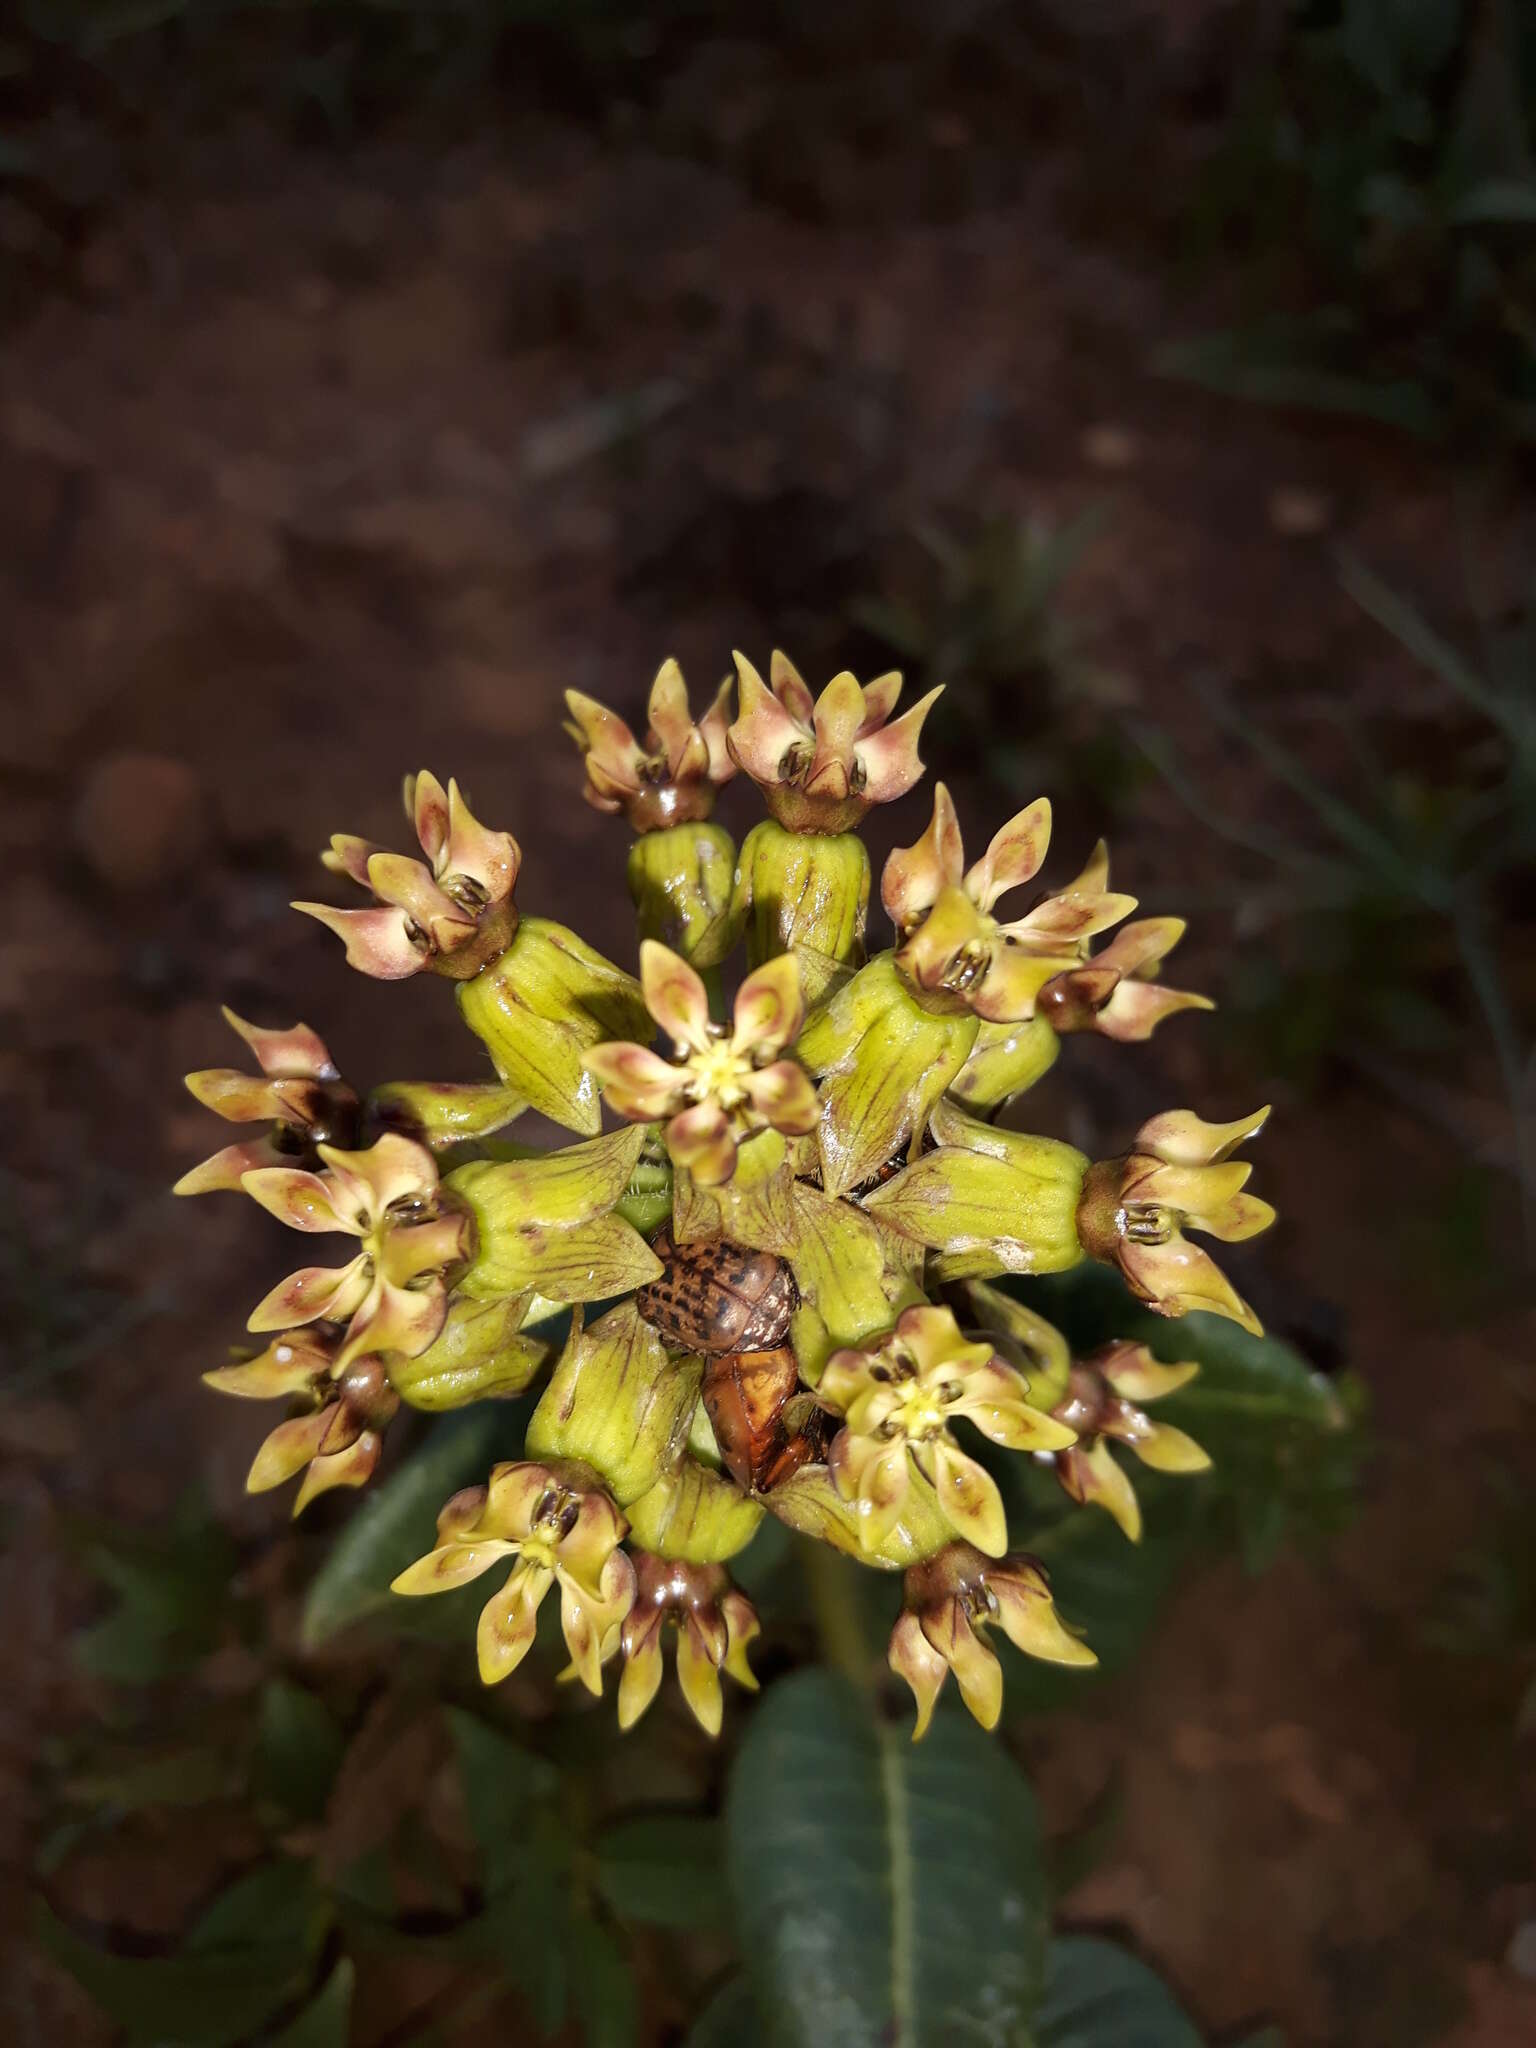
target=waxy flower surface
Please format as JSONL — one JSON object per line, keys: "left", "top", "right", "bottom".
{"left": 585, "top": 942, "right": 819, "bottom": 1185}
{"left": 1036, "top": 905, "right": 1213, "bottom": 1042}
{"left": 206, "top": 1329, "right": 398, "bottom": 1514}
{"left": 616, "top": 1553, "right": 760, "bottom": 1736}
{"left": 175, "top": 1010, "right": 358, "bottom": 1196}
{"left": 565, "top": 659, "right": 735, "bottom": 831}
{"left": 1049, "top": 1341, "right": 1210, "bottom": 1542}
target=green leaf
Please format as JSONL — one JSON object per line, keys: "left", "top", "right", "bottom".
{"left": 567, "top": 1919, "right": 639, "bottom": 2048}
{"left": 299, "top": 1408, "right": 512, "bottom": 1649}
{"left": 270, "top": 1958, "right": 355, "bottom": 2048}
{"left": 446, "top": 1708, "right": 559, "bottom": 1896}
{"left": 186, "top": 1859, "right": 326, "bottom": 1955}
{"left": 1035, "top": 1937, "right": 1202, "bottom": 2047}
{"left": 254, "top": 1680, "right": 347, "bottom": 1823}
{"left": 685, "top": 1976, "right": 766, "bottom": 2047}
{"left": 725, "top": 1670, "right": 1049, "bottom": 2047}
{"left": 595, "top": 1813, "right": 727, "bottom": 1931}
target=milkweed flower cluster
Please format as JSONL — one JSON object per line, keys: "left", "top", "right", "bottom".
{"left": 180, "top": 653, "right": 1274, "bottom": 1739}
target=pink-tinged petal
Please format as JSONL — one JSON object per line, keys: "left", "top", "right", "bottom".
{"left": 1121, "top": 1237, "right": 1264, "bottom": 1335}
{"left": 807, "top": 669, "right": 866, "bottom": 778}
{"left": 408, "top": 769, "right": 452, "bottom": 867}
{"left": 317, "top": 1131, "right": 438, "bottom": 1218}
{"left": 1095, "top": 981, "right": 1214, "bottom": 1042}
{"left": 882, "top": 784, "right": 967, "bottom": 929}
{"left": 1094, "top": 916, "right": 1186, "bottom": 979}
{"left": 444, "top": 779, "right": 519, "bottom": 901}
{"left": 292, "top": 1430, "right": 382, "bottom": 1515}
{"left": 478, "top": 1560, "right": 553, "bottom": 1684}
{"left": 769, "top": 649, "right": 818, "bottom": 727}
{"left": 247, "top": 1256, "right": 370, "bottom": 1333}
{"left": 676, "top": 1617, "right": 726, "bottom": 1736}
{"left": 744, "top": 1060, "right": 820, "bottom": 1137}
{"left": 640, "top": 939, "right": 713, "bottom": 1052}
{"left": 1058, "top": 1440, "right": 1142, "bottom": 1541}
{"left": 292, "top": 901, "right": 426, "bottom": 980}
{"left": 564, "top": 690, "right": 644, "bottom": 791}
{"left": 857, "top": 670, "right": 904, "bottom": 734}
{"left": 964, "top": 797, "right": 1052, "bottom": 914}
{"left": 1002, "top": 888, "right": 1138, "bottom": 952}
{"left": 173, "top": 1137, "right": 287, "bottom": 1196}
{"left": 203, "top": 1334, "right": 331, "bottom": 1399}
{"left": 895, "top": 884, "right": 987, "bottom": 993}
{"left": 381, "top": 1214, "right": 471, "bottom": 1286}
{"left": 1135, "top": 1104, "right": 1271, "bottom": 1167}
{"left": 241, "top": 1166, "right": 354, "bottom": 1235}
{"left": 364, "top": 853, "right": 472, "bottom": 944}
{"left": 1063, "top": 838, "right": 1110, "bottom": 897}
{"left": 732, "top": 954, "right": 804, "bottom": 1056}
{"left": 889, "top": 1610, "right": 950, "bottom": 1741}
{"left": 245, "top": 1410, "right": 330, "bottom": 1493}
{"left": 321, "top": 834, "right": 383, "bottom": 887}
{"left": 854, "top": 684, "right": 943, "bottom": 802}
{"left": 222, "top": 1008, "right": 338, "bottom": 1082}
{"left": 391, "top": 1535, "right": 519, "bottom": 1596}
{"left": 991, "top": 1562, "right": 1098, "bottom": 1667}
{"left": 697, "top": 675, "right": 737, "bottom": 784}
{"left": 337, "top": 1276, "right": 446, "bottom": 1367}
{"left": 665, "top": 1101, "right": 737, "bottom": 1187}
{"left": 918, "top": 1602, "right": 1003, "bottom": 1731}
{"left": 645, "top": 658, "right": 703, "bottom": 778}
{"left": 969, "top": 946, "right": 1068, "bottom": 1025}
{"left": 924, "top": 1440, "right": 1007, "bottom": 1556}
{"left": 584, "top": 1041, "right": 686, "bottom": 1121}
{"left": 728, "top": 651, "right": 808, "bottom": 784}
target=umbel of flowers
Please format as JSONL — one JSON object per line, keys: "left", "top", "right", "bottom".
{"left": 179, "top": 653, "right": 1274, "bottom": 1740}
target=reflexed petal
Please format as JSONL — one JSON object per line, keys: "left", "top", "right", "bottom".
{"left": 881, "top": 783, "right": 965, "bottom": 928}
{"left": 728, "top": 650, "right": 807, "bottom": 784}
{"left": 664, "top": 1101, "right": 737, "bottom": 1186}
{"left": 744, "top": 1060, "right": 820, "bottom": 1136}
{"left": 240, "top": 1166, "right": 352, "bottom": 1235}
{"left": 857, "top": 669, "right": 903, "bottom": 734}
{"left": 954, "top": 1374, "right": 1078, "bottom": 1453}
{"left": 174, "top": 1137, "right": 287, "bottom": 1197}
{"left": 640, "top": 940, "right": 713, "bottom": 1052}
{"left": 564, "top": 690, "right": 643, "bottom": 791}
{"left": 365, "top": 852, "right": 472, "bottom": 942}
{"left": 292, "top": 901, "right": 426, "bottom": 979}
{"left": 919, "top": 1601, "right": 1003, "bottom": 1731}
{"left": 559, "top": 1549, "right": 636, "bottom": 1695}
{"left": 969, "top": 946, "right": 1069, "bottom": 1025}
{"left": 336, "top": 1276, "right": 446, "bottom": 1367}
{"left": 245, "top": 1410, "right": 329, "bottom": 1492}
{"left": 889, "top": 1610, "right": 949, "bottom": 1742}
{"left": 1095, "top": 1343, "right": 1199, "bottom": 1404}
{"left": 769, "top": 649, "right": 817, "bottom": 727}
{"left": 676, "top": 1617, "right": 725, "bottom": 1736}
{"left": 444, "top": 779, "right": 519, "bottom": 901}
{"left": 247, "top": 1256, "right": 370, "bottom": 1332}
{"left": 731, "top": 954, "right": 804, "bottom": 1056}
{"left": 963, "top": 796, "right": 1052, "bottom": 914}
{"left": 184, "top": 1069, "right": 285, "bottom": 1124}
{"left": 1121, "top": 1236, "right": 1263, "bottom": 1334}
{"left": 320, "top": 834, "right": 381, "bottom": 887}
{"left": 1058, "top": 1440, "right": 1142, "bottom": 1542}
{"left": 1092, "top": 916, "right": 1186, "bottom": 978}
{"left": 894, "top": 1303, "right": 977, "bottom": 1375}
{"left": 829, "top": 1430, "right": 912, "bottom": 1552}
{"left": 698, "top": 674, "right": 736, "bottom": 783}
{"left": 392, "top": 1535, "right": 520, "bottom": 1595}
{"left": 203, "top": 1334, "right": 331, "bottom": 1400}
{"left": 584, "top": 1041, "right": 686, "bottom": 1121}
{"left": 720, "top": 1592, "right": 760, "bottom": 1690}
{"left": 1136, "top": 1104, "right": 1271, "bottom": 1167}
{"left": 293, "top": 1430, "right": 382, "bottom": 1515}
{"left": 317, "top": 1131, "right": 439, "bottom": 1218}
{"left": 409, "top": 769, "right": 452, "bottom": 866}
{"left": 1002, "top": 887, "right": 1138, "bottom": 951}
{"left": 896, "top": 884, "right": 989, "bottom": 992}
{"left": 991, "top": 1561, "right": 1098, "bottom": 1667}
{"left": 925, "top": 1439, "right": 1007, "bottom": 1556}
{"left": 1129, "top": 1421, "right": 1212, "bottom": 1474}
{"left": 1096, "top": 980, "right": 1214, "bottom": 1042}
{"left": 807, "top": 669, "right": 865, "bottom": 774}
{"left": 617, "top": 1612, "right": 666, "bottom": 1731}
{"left": 477, "top": 1559, "right": 551, "bottom": 1684}
{"left": 855, "top": 685, "right": 942, "bottom": 801}
{"left": 554, "top": 1485, "right": 632, "bottom": 1597}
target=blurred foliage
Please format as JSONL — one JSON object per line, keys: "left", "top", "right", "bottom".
{"left": 853, "top": 510, "right": 1147, "bottom": 811}
{"left": 1425, "top": 1478, "right": 1536, "bottom": 1731}
{"left": 1166, "top": 0, "right": 1536, "bottom": 450}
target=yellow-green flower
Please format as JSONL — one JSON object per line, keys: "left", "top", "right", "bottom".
{"left": 174, "top": 1009, "right": 359, "bottom": 1196}
{"left": 1049, "top": 1342, "right": 1210, "bottom": 1542}
{"left": 727, "top": 650, "right": 941, "bottom": 835}
{"left": 818, "top": 1304, "right": 1075, "bottom": 1558}
{"left": 1035, "top": 914, "right": 1212, "bottom": 1042}
{"left": 242, "top": 1131, "right": 473, "bottom": 1367}
{"left": 565, "top": 659, "right": 736, "bottom": 833}
{"left": 889, "top": 1542, "right": 1096, "bottom": 1739}
{"left": 1077, "top": 1107, "right": 1275, "bottom": 1333}
{"left": 205, "top": 1328, "right": 397, "bottom": 1514}
{"left": 392, "top": 1460, "right": 636, "bottom": 1692}
{"left": 883, "top": 783, "right": 1134, "bottom": 1022}
{"left": 616, "top": 1553, "right": 759, "bottom": 1737}
{"left": 585, "top": 942, "right": 819, "bottom": 1186}
{"left": 296, "top": 770, "right": 519, "bottom": 980}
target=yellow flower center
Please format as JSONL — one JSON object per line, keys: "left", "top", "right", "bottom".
{"left": 519, "top": 1530, "right": 559, "bottom": 1571}
{"left": 684, "top": 1038, "right": 756, "bottom": 1111}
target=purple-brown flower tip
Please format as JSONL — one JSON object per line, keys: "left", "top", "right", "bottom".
{"left": 206, "top": 1330, "right": 399, "bottom": 1516}
{"left": 295, "top": 771, "right": 519, "bottom": 980}
{"left": 726, "top": 649, "right": 941, "bottom": 835}
{"left": 564, "top": 660, "right": 735, "bottom": 833}
{"left": 242, "top": 1130, "right": 474, "bottom": 1369}
{"left": 1036, "top": 915, "right": 1214, "bottom": 1042}
{"left": 175, "top": 1008, "right": 360, "bottom": 1196}
{"left": 391, "top": 1460, "right": 636, "bottom": 1693}
{"left": 1077, "top": 1106, "right": 1276, "bottom": 1334}
{"left": 584, "top": 941, "right": 819, "bottom": 1186}
{"left": 884, "top": 787, "right": 1137, "bottom": 1022}
{"left": 616, "top": 1553, "right": 759, "bottom": 1737}
{"left": 889, "top": 1543, "right": 1096, "bottom": 1739}
{"left": 1048, "top": 1342, "right": 1209, "bottom": 1542}
{"left": 817, "top": 1304, "right": 1075, "bottom": 1559}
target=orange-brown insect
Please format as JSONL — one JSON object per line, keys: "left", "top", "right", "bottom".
{"left": 638, "top": 1232, "right": 822, "bottom": 1493}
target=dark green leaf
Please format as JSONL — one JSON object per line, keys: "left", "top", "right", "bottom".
{"left": 568, "top": 1919, "right": 639, "bottom": 2048}
{"left": 1036, "top": 1936, "right": 1202, "bottom": 2047}
{"left": 300, "top": 1408, "right": 510, "bottom": 1649}
{"left": 186, "top": 1859, "right": 327, "bottom": 1956}
{"left": 447, "top": 1708, "right": 559, "bottom": 1896}
{"left": 685, "top": 1976, "right": 765, "bottom": 2047}
{"left": 595, "top": 1814, "right": 727, "bottom": 1931}
{"left": 254, "top": 1680, "right": 347, "bottom": 1823}
{"left": 270, "top": 1958, "right": 355, "bottom": 2048}
{"left": 725, "top": 1671, "right": 1048, "bottom": 2047}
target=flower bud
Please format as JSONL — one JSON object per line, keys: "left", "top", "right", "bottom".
{"left": 958, "top": 1280, "right": 1073, "bottom": 1410}
{"left": 525, "top": 1302, "right": 702, "bottom": 1506}
{"left": 795, "top": 952, "right": 977, "bottom": 1198}
{"left": 624, "top": 1453, "right": 764, "bottom": 1564}
{"left": 456, "top": 915, "right": 651, "bottom": 1135}
{"left": 626, "top": 820, "right": 741, "bottom": 967}
{"left": 732, "top": 817, "right": 870, "bottom": 1003}
{"left": 366, "top": 1079, "right": 528, "bottom": 1149}
{"left": 449, "top": 1125, "right": 662, "bottom": 1305}
{"left": 862, "top": 1096, "right": 1087, "bottom": 1280}
{"left": 948, "top": 1014, "right": 1061, "bottom": 1112}
{"left": 386, "top": 1295, "right": 552, "bottom": 1411}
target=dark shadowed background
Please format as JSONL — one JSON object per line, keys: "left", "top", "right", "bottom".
{"left": 3, "top": 3, "right": 1535, "bottom": 2043}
